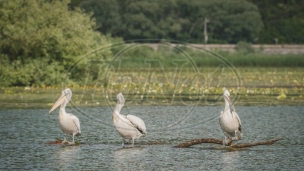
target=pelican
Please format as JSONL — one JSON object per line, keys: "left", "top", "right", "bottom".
{"left": 113, "top": 93, "right": 147, "bottom": 147}
{"left": 219, "top": 89, "right": 242, "bottom": 145}
{"left": 49, "top": 88, "right": 81, "bottom": 145}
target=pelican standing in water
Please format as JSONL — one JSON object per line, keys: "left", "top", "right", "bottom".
{"left": 49, "top": 88, "right": 81, "bottom": 145}
{"left": 113, "top": 93, "right": 147, "bottom": 147}
{"left": 219, "top": 89, "right": 242, "bottom": 145}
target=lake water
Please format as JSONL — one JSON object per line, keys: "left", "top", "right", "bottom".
{"left": 0, "top": 106, "right": 303, "bottom": 170}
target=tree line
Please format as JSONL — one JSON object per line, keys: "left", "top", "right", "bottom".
{"left": 247, "top": 0, "right": 304, "bottom": 44}
{"left": 78, "top": 0, "right": 263, "bottom": 44}
{"left": 75, "top": 0, "right": 304, "bottom": 44}
{"left": 0, "top": 0, "right": 303, "bottom": 87}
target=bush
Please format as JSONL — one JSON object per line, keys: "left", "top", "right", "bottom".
{"left": 0, "top": 0, "right": 112, "bottom": 87}
{"left": 234, "top": 41, "right": 257, "bottom": 54}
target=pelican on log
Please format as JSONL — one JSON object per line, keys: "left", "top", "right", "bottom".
{"left": 113, "top": 93, "right": 147, "bottom": 147}
{"left": 219, "top": 89, "right": 242, "bottom": 145}
{"left": 49, "top": 88, "right": 81, "bottom": 145}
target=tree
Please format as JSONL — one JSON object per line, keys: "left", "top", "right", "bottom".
{"left": 0, "top": 0, "right": 112, "bottom": 86}
{"left": 80, "top": 0, "right": 123, "bottom": 37}
{"left": 248, "top": 0, "right": 304, "bottom": 43}
{"left": 177, "top": 0, "right": 263, "bottom": 43}
{"left": 78, "top": 0, "right": 262, "bottom": 43}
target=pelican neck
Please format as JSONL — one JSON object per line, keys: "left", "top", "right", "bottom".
{"left": 114, "top": 103, "right": 124, "bottom": 114}
{"left": 224, "top": 99, "right": 230, "bottom": 112}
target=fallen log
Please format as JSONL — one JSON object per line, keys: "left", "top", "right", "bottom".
{"left": 229, "top": 138, "right": 283, "bottom": 148}
{"left": 174, "top": 137, "right": 283, "bottom": 148}
{"left": 46, "top": 138, "right": 63, "bottom": 144}
{"left": 46, "top": 139, "right": 81, "bottom": 145}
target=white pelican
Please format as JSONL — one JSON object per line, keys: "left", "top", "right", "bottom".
{"left": 49, "top": 88, "right": 81, "bottom": 145}
{"left": 219, "top": 89, "right": 242, "bottom": 145}
{"left": 113, "top": 93, "right": 147, "bottom": 147}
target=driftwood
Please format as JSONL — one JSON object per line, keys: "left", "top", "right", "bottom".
{"left": 174, "top": 138, "right": 283, "bottom": 148}
{"left": 46, "top": 138, "right": 63, "bottom": 144}
{"left": 47, "top": 138, "right": 283, "bottom": 148}
{"left": 46, "top": 138, "right": 81, "bottom": 145}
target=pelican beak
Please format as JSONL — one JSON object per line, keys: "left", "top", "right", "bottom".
{"left": 49, "top": 94, "right": 67, "bottom": 113}
{"left": 116, "top": 93, "right": 125, "bottom": 104}
{"left": 227, "top": 96, "right": 231, "bottom": 104}
{"left": 225, "top": 95, "right": 232, "bottom": 105}
{"left": 226, "top": 95, "right": 236, "bottom": 111}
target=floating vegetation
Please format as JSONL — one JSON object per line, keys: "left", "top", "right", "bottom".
{"left": 0, "top": 67, "right": 303, "bottom": 109}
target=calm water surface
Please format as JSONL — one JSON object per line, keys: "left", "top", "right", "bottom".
{"left": 0, "top": 106, "right": 304, "bottom": 170}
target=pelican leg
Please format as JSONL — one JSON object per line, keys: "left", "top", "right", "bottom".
{"left": 132, "top": 138, "right": 135, "bottom": 147}
{"left": 222, "top": 133, "right": 230, "bottom": 146}
{"left": 62, "top": 134, "right": 68, "bottom": 144}
{"left": 231, "top": 130, "right": 240, "bottom": 141}
{"left": 67, "top": 134, "right": 76, "bottom": 145}
{"left": 122, "top": 139, "right": 125, "bottom": 147}
{"left": 223, "top": 136, "right": 229, "bottom": 146}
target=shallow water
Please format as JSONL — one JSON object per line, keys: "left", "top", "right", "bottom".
{"left": 0, "top": 106, "right": 304, "bottom": 170}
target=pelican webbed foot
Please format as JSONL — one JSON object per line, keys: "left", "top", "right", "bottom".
{"left": 67, "top": 141, "right": 75, "bottom": 145}
{"left": 61, "top": 137, "right": 68, "bottom": 145}
{"left": 231, "top": 136, "right": 240, "bottom": 141}
{"left": 61, "top": 141, "right": 75, "bottom": 145}
{"left": 61, "top": 137, "right": 75, "bottom": 145}
{"left": 223, "top": 138, "right": 234, "bottom": 146}
{"left": 223, "top": 139, "right": 230, "bottom": 146}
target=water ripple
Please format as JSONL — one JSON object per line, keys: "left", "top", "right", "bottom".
{"left": 0, "top": 106, "right": 303, "bottom": 170}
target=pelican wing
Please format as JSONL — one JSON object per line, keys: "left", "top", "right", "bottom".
{"left": 126, "top": 114, "right": 147, "bottom": 135}
{"left": 231, "top": 105, "right": 236, "bottom": 113}
{"left": 71, "top": 114, "right": 81, "bottom": 135}
{"left": 219, "top": 111, "right": 224, "bottom": 129}
{"left": 232, "top": 111, "right": 242, "bottom": 132}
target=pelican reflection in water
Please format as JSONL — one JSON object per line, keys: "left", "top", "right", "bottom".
{"left": 219, "top": 89, "right": 242, "bottom": 145}
{"left": 49, "top": 88, "right": 81, "bottom": 145}
{"left": 113, "top": 93, "right": 147, "bottom": 147}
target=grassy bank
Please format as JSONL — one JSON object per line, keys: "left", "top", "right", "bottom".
{"left": 114, "top": 45, "right": 304, "bottom": 69}
{"left": 2, "top": 43, "right": 304, "bottom": 87}
{"left": 1, "top": 67, "right": 303, "bottom": 109}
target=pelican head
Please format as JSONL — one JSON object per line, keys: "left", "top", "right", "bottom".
{"left": 116, "top": 93, "right": 125, "bottom": 105}
{"left": 49, "top": 88, "right": 72, "bottom": 113}
{"left": 223, "top": 89, "right": 231, "bottom": 103}
{"left": 224, "top": 89, "right": 230, "bottom": 97}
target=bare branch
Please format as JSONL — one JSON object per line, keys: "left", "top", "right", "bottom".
{"left": 174, "top": 138, "right": 283, "bottom": 148}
